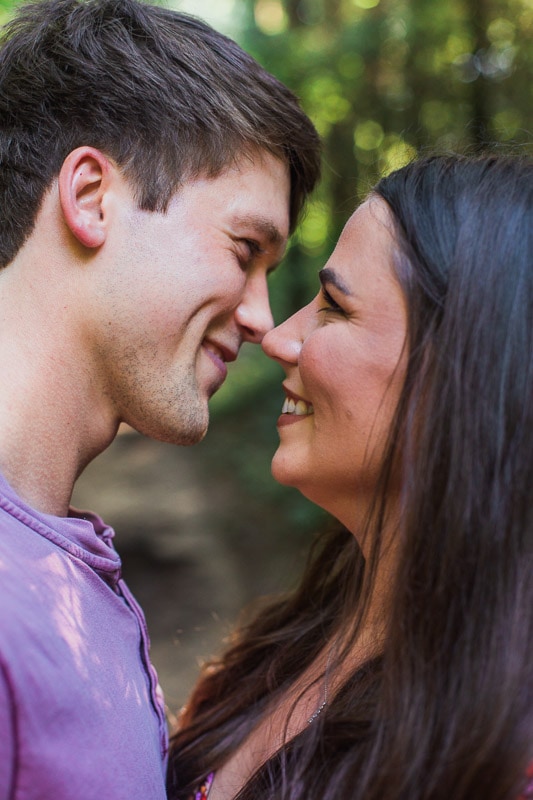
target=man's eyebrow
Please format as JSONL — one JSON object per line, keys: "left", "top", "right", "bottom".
{"left": 319, "top": 267, "right": 352, "bottom": 296}
{"left": 231, "top": 214, "right": 286, "bottom": 249}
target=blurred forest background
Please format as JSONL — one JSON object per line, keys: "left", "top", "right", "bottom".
{"left": 1, "top": 0, "right": 531, "bottom": 713}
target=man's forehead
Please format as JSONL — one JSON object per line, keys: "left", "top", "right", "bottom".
{"left": 178, "top": 151, "right": 291, "bottom": 245}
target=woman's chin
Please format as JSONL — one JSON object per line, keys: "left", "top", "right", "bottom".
{"left": 270, "top": 450, "right": 303, "bottom": 490}
{"left": 270, "top": 451, "right": 322, "bottom": 510}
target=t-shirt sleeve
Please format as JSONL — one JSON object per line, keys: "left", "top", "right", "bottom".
{"left": 0, "top": 657, "right": 16, "bottom": 799}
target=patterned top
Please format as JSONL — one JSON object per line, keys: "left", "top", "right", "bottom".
{"left": 194, "top": 763, "right": 533, "bottom": 799}
{"left": 194, "top": 772, "right": 215, "bottom": 800}
{"left": 521, "top": 763, "right": 533, "bottom": 799}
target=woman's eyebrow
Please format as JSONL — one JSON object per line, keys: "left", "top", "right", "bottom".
{"left": 319, "top": 267, "right": 352, "bottom": 296}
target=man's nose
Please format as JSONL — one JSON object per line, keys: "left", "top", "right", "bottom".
{"left": 235, "top": 275, "right": 274, "bottom": 344}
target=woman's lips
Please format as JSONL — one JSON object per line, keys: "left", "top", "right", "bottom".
{"left": 277, "top": 388, "right": 314, "bottom": 426}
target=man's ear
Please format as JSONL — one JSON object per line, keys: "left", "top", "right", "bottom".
{"left": 59, "top": 147, "right": 113, "bottom": 248}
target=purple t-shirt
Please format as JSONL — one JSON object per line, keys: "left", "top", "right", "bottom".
{"left": 0, "top": 472, "right": 168, "bottom": 799}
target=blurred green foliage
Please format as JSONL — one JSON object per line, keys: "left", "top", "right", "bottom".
{"left": 242, "top": 0, "right": 532, "bottom": 257}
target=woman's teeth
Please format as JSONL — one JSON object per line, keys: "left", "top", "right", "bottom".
{"left": 282, "top": 397, "right": 314, "bottom": 416}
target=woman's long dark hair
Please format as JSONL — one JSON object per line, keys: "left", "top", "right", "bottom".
{"left": 167, "top": 154, "right": 533, "bottom": 800}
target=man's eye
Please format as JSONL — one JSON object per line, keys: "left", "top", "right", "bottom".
{"left": 239, "top": 239, "right": 262, "bottom": 263}
{"left": 318, "top": 286, "right": 344, "bottom": 314}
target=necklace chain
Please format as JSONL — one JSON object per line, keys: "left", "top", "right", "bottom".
{"left": 307, "top": 698, "right": 327, "bottom": 724}
{"left": 307, "top": 643, "right": 335, "bottom": 725}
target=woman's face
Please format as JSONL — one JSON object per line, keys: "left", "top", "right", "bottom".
{"left": 262, "top": 197, "right": 407, "bottom": 534}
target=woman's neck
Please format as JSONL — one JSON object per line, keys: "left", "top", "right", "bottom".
{"left": 206, "top": 619, "right": 385, "bottom": 800}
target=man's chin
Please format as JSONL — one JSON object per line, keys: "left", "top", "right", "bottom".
{"left": 178, "top": 421, "right": 209, "bottom": 446}
{"left": 171, "top": 419, "right": 209, "bottom": 447}
{"left": 127, "top": 409, "right": 209, "bottom": 448}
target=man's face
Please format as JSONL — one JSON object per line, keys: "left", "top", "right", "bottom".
{"left": 88, "top": 151, "right": 290, "bottom": 445}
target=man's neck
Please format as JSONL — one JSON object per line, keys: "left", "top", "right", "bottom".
{"left": 0, "top": 363, "right": 118, "bottom": 516}
{"left": 0, "top": 282, "right": 118, "bottom": 517}
{"left": 0, "top": 181, "right": 124, "bottom": 516}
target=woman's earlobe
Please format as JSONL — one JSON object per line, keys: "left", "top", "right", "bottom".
{"left": 58, "top": 146, "right": 111, "bottom": 248}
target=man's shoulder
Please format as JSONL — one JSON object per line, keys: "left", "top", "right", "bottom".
{"left": 0, "top": 501, "right": 91, "bottom": 658}
{"left": 0, "top": 514, "right": 62, "bottom": 655}
{"left": 0, "top": 498, "right": 58, "bottom": 579}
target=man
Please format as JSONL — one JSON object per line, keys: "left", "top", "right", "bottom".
{"left": 0, "top": 0, "right": 321, "bottom": 796}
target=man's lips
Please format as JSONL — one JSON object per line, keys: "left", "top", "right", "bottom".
{"left": 202, "top": 339, "right": 238, "bottom": 380}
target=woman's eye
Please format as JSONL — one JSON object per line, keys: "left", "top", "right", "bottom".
{"left": 318, "top": 286, "right": 344, "bottom": 314}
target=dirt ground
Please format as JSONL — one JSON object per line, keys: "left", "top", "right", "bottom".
{"left": 72, "top": 419, "right": 320, "bottom": 717}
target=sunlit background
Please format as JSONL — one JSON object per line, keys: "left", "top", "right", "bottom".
{"left": 169, "top": 0, "right": 240, "bottom": 33}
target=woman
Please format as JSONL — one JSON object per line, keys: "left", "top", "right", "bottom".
{"left": 167, "top": 154, "right": 533, "bottom": 800}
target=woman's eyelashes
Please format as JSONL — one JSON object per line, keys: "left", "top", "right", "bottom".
{"left": 318, "top": 286, "right": 345, "bottom": 315}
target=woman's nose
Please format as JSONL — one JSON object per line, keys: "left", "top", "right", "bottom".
{"left": 262, "top": 302, "right": 312, "bottom": 365}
